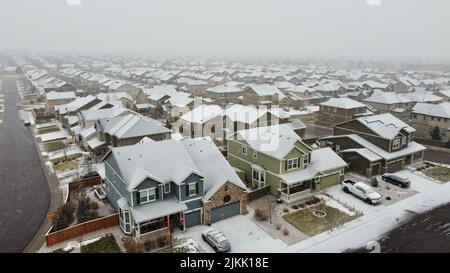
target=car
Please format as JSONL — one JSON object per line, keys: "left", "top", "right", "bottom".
{"left": 93, "top": 186, "right": 107, "bottom": 200}
{"left": 382, "top": 173, "right": 411, "bottom": 188}
{"left": 342, "top": 180, "right": 382, "bottom": 204}
{"left": 201, "top": 228, "right": 231, "bottom": 253}
{"left": 23, "top": 120, "right": 31, "bottom": 126}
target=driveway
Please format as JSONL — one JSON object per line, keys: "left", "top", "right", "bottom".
{"left": 0, "top": 79, "right": 50, "bottom": 252}
{"left": 175, "top": 211, "right": 286, "bottom": 253}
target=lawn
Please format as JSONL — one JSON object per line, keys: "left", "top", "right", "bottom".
{"left": 424, "top": 166, "right": 450, "bottom": 183}
{"left": 53, "top": 160, "right": 78, "bottom": 172}
{"left": 282, "top": 203, "right": 359, "bottom": 237}
{"left": 38, "top": 127, "right": 59, "bottom": 135}
{"left": 43, "top": 141, "right": 66, "bottom": 152}
{"left": 80, "top": 234, "right": 122, "bottom": 253}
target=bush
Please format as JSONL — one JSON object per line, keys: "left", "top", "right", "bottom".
{"left": 275, "top": 223, "right": 281, "bottom": 230}
{"left": 254, "top": 208, "right": 267, "bottom": 221}
{"left": 311, "top": 197, "right": 321, "bottom": 204}
{"left": 52, "top": 202, "right": 76, "bottom": 231}
{"left": 144, "top": 240, "right": 156, "bottom": 251}
{"left": 371, "top": 177, "right": 379, "bottom": 188}
{"left": 386, "top": 196, "right": 392, "bottom": 201}
{"left": 299, "top": 203, "right": 306, "bottom": 208}
{"left": 90, "top": 201, "right": 99, "bottom": 210}
{"left": 77, "top": 194, "right": 99, "bottom": 223}
{"left": 292, "top": 205, "right": 299, "bottom": 210}
{"left": 283, "top": 207, "right": 289, "bottom": 213}
{"left": 123, "top": 240, "right": 138, "bottom": 253}
{"left": 305, "top": 200, "right": 313, "bottom": 206}
{"left": 282, "top": 228, "right": 289, "bottom": 236}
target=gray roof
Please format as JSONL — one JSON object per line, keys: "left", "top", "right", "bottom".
{"left": 130, "top": 197, "right": 187, "bottom": 223}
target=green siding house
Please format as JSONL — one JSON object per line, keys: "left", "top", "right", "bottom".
{"left": 227, "top": 124, "right": 347, "bottom": 202}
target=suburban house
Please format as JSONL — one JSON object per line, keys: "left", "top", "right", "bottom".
{"left": 282, "top": 85, "right": 324, "bottom": 108}
{"left": 44, "top": 91, "right": 77, "bottom": 112}
{"left": 206, "top": 84, "right": 244, "bottom": 106}
{"left": 166, "top": 91, "right": 194, "bottom": 118}
{"left": 436, "top": 90, "right": 450, "bottom": 101}
{"left": 242, "top": 84, "right": 289, "bottom": 108}
{"left": 227, "top": 124, "right": 347, "bottom": 202}
{"left": 95, "top": 113, "right": 171, "bottom": 147}
{"left": 319, "top": 113, "right": 426, "bottom": 177}
{"left": 55, "top": 95, "right": 104, "bottom": 126}
{"left": 102, "top": 137, "right": 248, "bottom": 239}
{"left": 410, "top": 102, "right": 450, "bottom": 142}
{"left": 96, "top": 92, "right": 135, "bottom": 110}
{"left": 318, "top": 97, "right": 371, "bottom": 125}
{"left": 363, "top": 89, "right": 413, "bottom": 119}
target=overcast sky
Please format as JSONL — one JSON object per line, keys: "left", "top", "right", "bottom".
{"left": 1, "top": 0, "right": 449, "bottom": 61}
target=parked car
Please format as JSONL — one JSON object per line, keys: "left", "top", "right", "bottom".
{"left": 382, "top": 173, "right": 411, "bottom": 188}
{"left": 94, "top": 186, "right": 107, "bottom": 200}
{"left": 23, "top": 120, "right": 31, "bottom": 126}
{"left": 201, "top": 228, "right": 231, "bottom": 253}
{"left": 342, "top": 180, "right": 382, "bottom": 204}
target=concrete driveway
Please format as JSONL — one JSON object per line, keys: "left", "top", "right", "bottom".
{"left": 175, "top": 211, "right": 286, "bottom": 253}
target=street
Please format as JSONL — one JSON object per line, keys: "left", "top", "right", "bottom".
{"left": 0, "top": 78, "right": 50, "bottom": 252}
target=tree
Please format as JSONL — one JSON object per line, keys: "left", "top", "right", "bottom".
{"left": 165, "top": 118, "right": 172, "bottom": 129}
{"left": 430, "top": 126, "right": 442, "bottom": 141}
{"left": 76, "top": 194, "right": 99, "bottom": 223}
{"left": 52, "top": 202, "right": 75, "bottom": 231}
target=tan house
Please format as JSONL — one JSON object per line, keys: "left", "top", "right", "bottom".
{"left": 410, "top": 102, "right": 450, "bottom": 142}
{"left": 318, "top": 97, "right": 371, "bottom": 125}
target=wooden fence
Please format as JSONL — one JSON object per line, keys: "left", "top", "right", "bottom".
{"left": 247, "top": 185, "right": 271, "bottom": 201}
{"left": 45, "top": 213, "right": 119, "bottom": 247}
{"left": 415, "top": 137, "right": 449, "bottom": 149}
{"left": 68, "top": 176, "right": 102, "bottom": 191}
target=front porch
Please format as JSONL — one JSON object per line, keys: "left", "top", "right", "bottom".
{"left": 279, "top": 179, "right": 316, "bottom": 203}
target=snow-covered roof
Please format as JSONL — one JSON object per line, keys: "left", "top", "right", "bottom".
{"left": 236, "top": 124, "right": 306, "bottom": 160}
{"left": 80, "top": 106, "right": 130, "bottom": 122}
{"left": 45, "top": 91, "right": 76, "bottom": 101}
{"left": 363, "top": 90, "right": 411, "bottom": 104}
{"left": 98, "top": 113, "right": 170, "bottom": 139}
{"left": 356, "top": 113, "right": 415, "bottom": 139}
{"left": 87, "top": 138, "right": 106, "bottom": 149}
{"left": 107, "top": 138, "right": 246, "bottom": 197}
{"left": 130, "top": 197, "right": 187, "bottom": 224}
{"left": 401, "top": 91, "right": 443, "bottom": 103}
{"left": 320, "top": 98, "right": 366, "bottom": 109}
{"left": 167, "top": 92, "right": 193, "bottom": 107}
{"left": 341, "top": 148, "right": 382, "bottom": 162}
{"left": 225, "top": 104, "right": 266, "bottom": 124}
{"left": 279, "top": 147, "right": 347, "bottom": 184}
{"left": 412, "top": 102, "right": 450, "bottom": 119}
{"left": 55, "top": 95, "right": 100, "bottom": 115}
{"left": 179, "top": 105, "right": 223, "bottom": 124}
{"left": 246, "top": 84, "right": 286, "bottom": 99}
{"left": 207, "top": 85, "right": 243, "bottom": 93}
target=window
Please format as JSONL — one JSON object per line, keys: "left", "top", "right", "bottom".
{"left": 224, "top": 184, "right": 229, "bottom": 192}
{"left": 303, "top": 154, "right": 310, "bottom": 166}
{"left": 252, "top": 169, "right": 265, "bottom": 183}
{"left": 402, "top": 136, "right": 407, "bottom": 145}
{"left": 188, "top": 182, "right": 197, "bottom": 196}
{"left": 164, "top": 183, "right": 171, "bottom": 194}
{"left": 245, "top": 123, "right": 250, "bottom": 130}
{"left": 393, "top": 138, "right": 401, "bottom": 149}
{"left": 139, "top": 188, "right": 156, "bottom": 204}
{"left": 253, "top": 150, "right": 257, "bottom": 159}
{"left": 211, "top": 124, "right": 215, "bottom": 133}
{"left": 242, "top": 146, "right": 247, "bottom": 155}
{"left": 287, "top": 158, "right": 299, "bottom": 170}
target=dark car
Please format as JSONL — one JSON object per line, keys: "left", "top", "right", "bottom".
{"left": 382, "top": 173, "right": 411, "bottom": 188}
{"left": 202, "top": 228, "right": 231, "bottom": 253}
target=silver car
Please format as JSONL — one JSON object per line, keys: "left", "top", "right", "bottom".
{"left": 201, "top": 228, "right": 231, "bottom": 253}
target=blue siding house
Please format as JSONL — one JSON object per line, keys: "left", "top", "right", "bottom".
{"left": 102, "top": 137, "right": 248, "bottom": 239}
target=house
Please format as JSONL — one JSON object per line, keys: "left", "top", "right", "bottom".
{"left": 173, "top": 105, "right": 224, "bottom": 140}
{"left": 55, "top": 95, "right": 104, "bottom": 126}
{"left": 96, "top": 113, "right": 171, "bottom": 147}
{"left": 206, "top": 84, "right": 244, "bottom": 106}
{"left": 436, "top": 90, "right": 450, "bottom": 101}
{"left": 320, "top": 113, "right": 426, "bottom": 177}
{"left": 96, "top": 92, "right": 135, "bottom": 110}
{"left": 282, "top": 85, "right": 324, "bottom": 108}
{"left": 363, "top": 90, "right": 413, "bottom": 118}
{"left": 102, "top": 137, "right": 248, "bottom": 239}
{"left": 318, "top": 98, "right": 371, "bottom": 125}
{"left": 166, "top": 92, "right": 194, "bottom": 118}
{"left": 44, "top": 91, "right": 77, "bottom": 112}
{"left": 227, "top": 124, "right": 347, "bottom": 202}
{"left": 410, "top": 102, "right": 450, "bottom": 142}
{"left": 242, "top": 84, "right": 289, "bottom": 108}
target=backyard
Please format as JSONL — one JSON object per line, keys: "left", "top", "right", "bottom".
{"left": 80, "top": 234, "right": 122, "bottom": 253}
{"left": 37, "top": 127, "right": 60, "bottom": 135}
{"left": 282, "top": 202, "right": 360, "bottom": 237}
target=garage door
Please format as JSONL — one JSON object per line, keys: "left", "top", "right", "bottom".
{"left": 185, "top": 210, "right": 201, "bottom": 227}
{"left": 386, "top": 160, "right": 403, "bottom": 173}
{"left": 211, "top": 201, "right": 240, "bottom": 223}
{"left": 320, "top": 173, "right": 340, "bottom": 189}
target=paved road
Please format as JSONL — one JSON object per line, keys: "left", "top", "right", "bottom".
{"left": 0, "top": 79, "right": 50, "bottom": 252}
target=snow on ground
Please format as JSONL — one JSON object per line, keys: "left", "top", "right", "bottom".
{"left": 323, "top": 196, "right": 356, "bottom": 216}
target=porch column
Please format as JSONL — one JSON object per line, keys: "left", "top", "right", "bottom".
{"left": 287, "top": 185, "right": 290, "bottom": 202}
{"left": 411, "top": 153, "right": 414, "bottom": 163}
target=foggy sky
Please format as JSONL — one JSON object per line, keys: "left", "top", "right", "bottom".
{"left": 1, "top": 0, "right": 450, "bottom": 61}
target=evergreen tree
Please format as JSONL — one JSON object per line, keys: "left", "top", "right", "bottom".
{"left": 430, "top": 126, "right": 442, "bottom": 141}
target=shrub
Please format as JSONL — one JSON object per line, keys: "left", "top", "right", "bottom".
{"left": 283, "top": 207, "right": 289, "bottom": 213}
{"left": 123, "top": 240, "right": 138, "bottom": 253}
{"left": 144, "top": 240, "right": 156, "bottom": 251}
{"left": 292, "top": 204, "right": 299, "bottom": 210}
{"left": 90, "top": 201, "right": 99, "bottom": 210}
{"left": 311, "top": 197, "right": 321, "bottom": 204}
{"left": 77, "top": 195, "right": 99, "bottom": 223}
{"left": 282, "top": 228, "right": 289, "bottom": 236}
{"left": 299, "top": 203, "right": 306, "bottom": 208}
{"left": 52, "top": 202, "right": 76, "bottom": 231}
{"left": 275, "top": 223, "right": 281, "bottom": 230}
{"left": 386, "top": 196, "right": 392, "bottom": 201}
{"left": 305, "top": 200, "right": 313, "bottom": 206}
{"left": 254, "top": 208, "right": 267, "bottom": 221}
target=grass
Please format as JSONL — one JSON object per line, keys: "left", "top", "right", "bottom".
{"left": 80, "top": 234, "right": 122, "bottom": 253}
{"left": 282, "top": 204, "right": 359, "bottom": 237}
{"left": 38, "top": 127, "right": 59, "bottom": 135}
{"left": 43, "top": 141, "right": 65, "bottom": 152}
{"left": 35, "top": 119, "right": 53, "bottom": 125}
{"left": 424, "top": 166, "right": 450, "bottom": 183}
{"left": 53, "top": 160, "right": 78, "bottom": 172}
